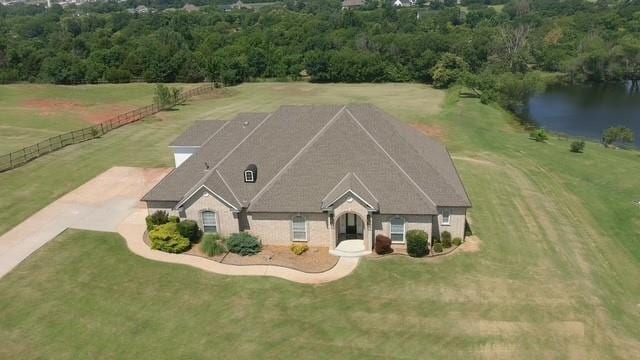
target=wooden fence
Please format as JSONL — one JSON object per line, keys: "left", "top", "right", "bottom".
{"left": 0, "top": 83, "right": 216, "bottom": 173}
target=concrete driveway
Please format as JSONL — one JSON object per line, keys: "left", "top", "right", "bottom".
{"left": 0, "top": 167, "right": 171, "bottom": 278}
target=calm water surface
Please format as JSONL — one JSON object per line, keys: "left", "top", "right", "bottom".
{"left": 522, "top": 82, "right": 640, "bottom": 147}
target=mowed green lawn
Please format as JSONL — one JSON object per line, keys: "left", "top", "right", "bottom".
{"left": 0, "top": 83, "right": 192, "bottom": 154}
{"left": 1, "top": 83, "right": 639, "bottom": 358}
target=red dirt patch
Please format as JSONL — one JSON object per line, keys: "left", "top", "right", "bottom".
{"left": 22, "top": 99, "right": 137, "bottom": 125}
{"left": 411, "top": 123, "right": 446, "bottom": 141}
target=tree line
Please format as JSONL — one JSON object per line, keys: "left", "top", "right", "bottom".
{"left": 0, "top": 0, "right": 639, "bottom": 99}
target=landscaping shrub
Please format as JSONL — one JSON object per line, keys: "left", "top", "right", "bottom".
{"left": 433, "top": 243, "right": 443, "bottom": 253}
{"left": 290, "top": 243, "right": 309, "bottom": 255}
{"left": 168, "top": 216, "right": 180, "bottom": 223}
{"left": 177, "top": 220, "right": 201, "bottom": 243}
{"left": 441, "top": 231, "right": 452, "bottom": 248}
{"left": 148, "top": 222, "right": 190, "bottom": 253}
{"left": 406, "top": 230, "right": 428, "bottom": 257}
{"left": 145, "top": 210, "right": 169, "bottom": 231}
{"left": 570, "top": 140, "right": 585, "bottom": 153}
{"left": 227, "top": 232, "right": 262, "bottom": 256}
{"left": 201, "top": 234, "right": 226, "bottom": 257}
{"left": 374, "top": 234, "right": 393, "bottom": 255}
{"left": 453, "top": 237, "right": 462, "bottom": 246}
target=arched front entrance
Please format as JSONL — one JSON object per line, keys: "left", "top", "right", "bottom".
{"left": 335, "top": 212, "right": 364, "bottom": 245}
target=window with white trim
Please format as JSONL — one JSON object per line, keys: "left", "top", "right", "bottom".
{"left": 442, "top": 209, "right": 451, "bottom": 225}
{"left": 390, "top": 217, "right": 405, "bottom": 243}
{"left": 202, "top": 211, "right": 217, "bottom": 233}
{"left": 292, "top": 216, "right": 307, "bottom": 241}
{"left": 244, "top": 170, "right": 254, "bottom": 183}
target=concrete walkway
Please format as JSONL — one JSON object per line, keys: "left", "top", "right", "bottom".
{"left": 0, "top": 166, "right": 359, "bottom": 284}
{"left": 0, "top": 167, "right": 171, "bottom": 278}
{"left": 118, "top": 208, "right": 359, "bottom": 284}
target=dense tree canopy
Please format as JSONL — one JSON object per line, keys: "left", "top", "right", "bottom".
{"left": 0, "top": 0, "right": 638, "bottom": 87}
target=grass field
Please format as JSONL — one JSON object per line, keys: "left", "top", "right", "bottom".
{"left": 0, "top": 82, "right": 639, "bottom": 358}
{"left": 0, "top": 83, "right": 192, "bottom": 154}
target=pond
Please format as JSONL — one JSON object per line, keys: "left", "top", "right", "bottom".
{"left": 521, "top": 81, "right": 640, "bottom": 147}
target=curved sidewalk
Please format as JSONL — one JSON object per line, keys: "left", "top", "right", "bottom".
{"left": 117, "top": 209, "right": 360, "bottom": 284}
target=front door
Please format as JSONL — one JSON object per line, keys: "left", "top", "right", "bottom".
{"left": 343, "top": 213, "right": 363, "bottom": 240}
{"left": 345, "top": 213, "right": 357, "bottom": 238}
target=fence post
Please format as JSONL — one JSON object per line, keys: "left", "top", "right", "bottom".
{"left": 9, "top": 152, "right": 12, "bottom": 169}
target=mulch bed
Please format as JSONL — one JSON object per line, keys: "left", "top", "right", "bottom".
{"left": 368, "top": 244, "right": 460, "bottom": 260}
{"left": 191, "top": 244, "right": 339, "bottom": 273}
{"left": 144, "top": 234, "right": 339, "bottom": 273}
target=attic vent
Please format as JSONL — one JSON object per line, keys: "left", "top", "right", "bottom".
{"left": 244, "top": 164, "right": 257, "bottom": 183}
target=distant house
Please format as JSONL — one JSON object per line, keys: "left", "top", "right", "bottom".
{"left": 143, "top": 105, "right": 471, "bottom": 256}
{"left": 341, "top": 0, "right": 365, "bottom": 10}
{"left": 231, "top": 0, "right": 253, "bottom": 9}
{"left": 393, "top": 0, "right": 415, "bottom": 6}
{"left": 182, "top": 3, "right": 200, "bottom": 12}
{"left": 130, "top": 5, "right": 150, "bottom": 14}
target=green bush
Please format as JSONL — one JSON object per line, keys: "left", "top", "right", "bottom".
{"left": 453, "top": 237, "right": 462, "bottom": 246}
{"left": 148, "top": 222, "right": 190, "bottom": 253}
{"left": 441, "top": 231, "right": 452, "bottom": 248}
{"left": 177, "top": 220, "right": 201, "bottom": 243}
{"left": 145, "top": 210, "right": 169, "bottom": 231}
{"left": 290, "top": 243, "right": 309, "bottom": 255}
{"left": 530, "top": 128, "right": 549, "bottom": 142}
{"left": 570, "top": 140, "right": 585, "bottom": 153}
{"left": 406, "top": 230, "right": 429, "bottom": 257}
{"left": 201, "top": 234, "right": 226, "bottom": 257}
{"left": 433, "top": 243, "right": 443, "bottom": 253}
{"left": 168, "top": 216, "right": 180, "bottom": 223}
{"left": 227, "top": 232, "right": 262, "bottom": 256}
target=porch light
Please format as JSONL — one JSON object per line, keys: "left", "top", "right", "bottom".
{"left": 367, "top": 214, "right": 371, "bottom": 226}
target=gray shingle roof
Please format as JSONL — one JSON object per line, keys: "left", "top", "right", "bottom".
{"left": 142, "top": 105, "right": 471, "bottom": 214}
{"left": 169, "top": 120, "right": 227, "bottom": 147}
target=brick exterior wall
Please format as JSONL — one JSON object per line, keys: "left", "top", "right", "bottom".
{"left": 144, "top": 195, "right": 467, "bottom": 250}
{"left": 181, "top": 188, "right": 239, "bottom": 236}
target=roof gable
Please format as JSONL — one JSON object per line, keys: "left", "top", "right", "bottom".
{"left": 321, "top": 172, "right": 378, "bottom": 210}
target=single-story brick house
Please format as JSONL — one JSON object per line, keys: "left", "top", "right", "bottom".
{"left": 142, "top": 105, "right": 471, "bottom": 256}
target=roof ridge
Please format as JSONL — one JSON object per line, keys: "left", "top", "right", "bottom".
{"left": 375, "top": 108, "right": 465, "bottom": 200}
{"left": 320, "top": 172, "right": 353, "bottom": 205}
{"left": 198, "top": 119, "right": 230, "bottom": 147}
{"left": 216, "top": 169, "right": 242, "bottom": 207}
{"left": 344, "top": 107, "right": 437, "bottom": 208}
{"left": 249, "top": 106, "right": 347, "bottom": 207}
{"left": 351, "top": 172, "right": 379, "bottom": 204}
{"left": 176, "top": 112, "right": 273, "bottom": 206}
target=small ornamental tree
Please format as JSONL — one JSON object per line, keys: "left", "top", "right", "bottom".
{"left": 570, "top": 140, "right": 585, "bottom": 153}
{"left": 145, "top": 210, "right": 169, "bottom": 231}
{"left": 374, "top": 234, "right": 393, "bottom": 255}
{"left": 406, "top": 230, "right": 429, "bottom": 257}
